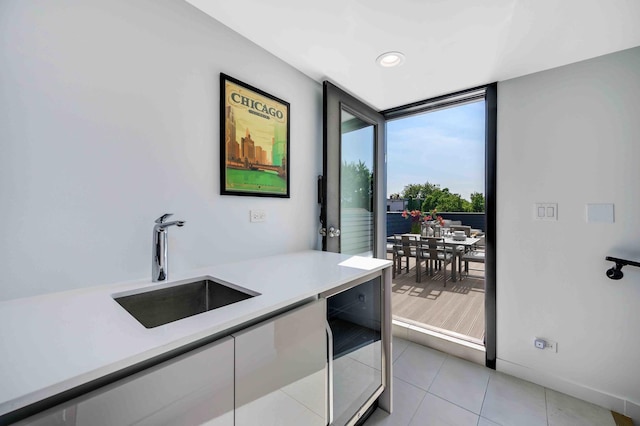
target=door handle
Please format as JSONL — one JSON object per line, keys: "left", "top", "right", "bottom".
{"left": 328, "top": 227, "right": 341, "bottom": 238}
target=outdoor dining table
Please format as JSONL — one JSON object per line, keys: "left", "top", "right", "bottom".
{"left": 439, "top": 236, "right": 481, "bottom": 281}
{"left": 397, "top": 234, "right": 481, "bottom": 282}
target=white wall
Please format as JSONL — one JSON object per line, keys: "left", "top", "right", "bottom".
{"left": 497, "top": 46, "right": 640, "bottom": 419}
{"left": 0, "top": 0, "right": 322, "bottom": 301}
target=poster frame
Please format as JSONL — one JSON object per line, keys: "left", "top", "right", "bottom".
{"left": 220, "top": 73, "right": 290, "bottom": 198}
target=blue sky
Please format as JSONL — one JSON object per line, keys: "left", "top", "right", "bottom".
{"left": 386, "top": 101, "right": 485, "bottom": 200}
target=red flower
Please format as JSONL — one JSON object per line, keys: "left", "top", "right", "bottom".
{"left": 403, "top": 210, "right": 424, "bottom": 222}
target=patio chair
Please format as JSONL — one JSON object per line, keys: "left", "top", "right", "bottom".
{"left": 460, "top": 236, "right": 485, "bottom": 277}
{"left": 387, "top": 235, "right": 400, "bottom": 277}
{"left": 448, "top": 226, "right": 471, "bottom": 264}
{"left": 440, "top": 227, "right": 466, "bottom": 273}
{"left": 418, "top": 237, "right": 453, "bottom": 285}
{"left": 461, "top": 249, "right": 485, "bottom": 277}
{"left": 393, "top": 234, "right": 419, "bottom": 277}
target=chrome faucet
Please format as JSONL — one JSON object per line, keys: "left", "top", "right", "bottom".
{"left": 152, "top": 213, "right": 185, "bottom": 282}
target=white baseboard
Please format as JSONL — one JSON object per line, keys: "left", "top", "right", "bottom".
{"left": 392, "top": 319, "right": 486, "bottom": 366}
{"left": 497, "top": 358, "right": 639, "bottom": 423}
{"left": 625, "top": 400, "right": 640, "bottom": 425}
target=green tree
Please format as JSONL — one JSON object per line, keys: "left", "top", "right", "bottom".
{"left": 400, "top": 182, "right": 439, "bottom": 200}
{"left": 341, "top": 161, "right": 373, "bottom": 211}
{"left": 470, "top": 192, "right": 485, "bottom": 212}
{"left": 435, "top": 191, "right": 464, "bottom": 212}
{"left": 421, "top": 189, "right": 442, "bottom": 212}
{"left": 418, "top": 186, "right": 482, "bottom": 213}
{"left": 401, "top": 181, "right": 484, "bottom": 213}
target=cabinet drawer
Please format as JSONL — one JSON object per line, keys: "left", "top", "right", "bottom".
{"left": 17, "top": 337, "right": 234, "bottom": 426}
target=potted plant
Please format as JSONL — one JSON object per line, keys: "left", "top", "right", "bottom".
{"left": 401, "top": 209, "right": 424, "bottom": 234}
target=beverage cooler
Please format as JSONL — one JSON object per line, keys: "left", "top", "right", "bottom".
{"left": 322, "top": 274, "right": 391, "bottom": 426}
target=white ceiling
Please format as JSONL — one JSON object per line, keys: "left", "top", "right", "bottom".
{"left": 185, "top": 0, "right": 640, "bottom": 111}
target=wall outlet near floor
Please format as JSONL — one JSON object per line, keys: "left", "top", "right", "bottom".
{"left": 250, "top": 209, "right": 266, "bottom": 223}
{"left": 534, "top": 337, "right": 558, "bottom": 353}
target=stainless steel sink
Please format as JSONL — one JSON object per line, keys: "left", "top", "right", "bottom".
{"left": 113, "top": 277, "right": 259, "bottom": 328}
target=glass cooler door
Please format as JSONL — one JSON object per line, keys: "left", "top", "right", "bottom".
{"left": 325, "top": 276, "right": 383, "bottom": 426}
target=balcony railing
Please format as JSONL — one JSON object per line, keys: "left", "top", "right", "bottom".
{"left": 387, "top": 211, "right": 486, "bottom": 236}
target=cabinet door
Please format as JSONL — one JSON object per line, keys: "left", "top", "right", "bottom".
{"left": 234, "top": 299, "right": 327, "bottom": 426}
{"left": 18, "top": 337, "right": 234, "bottom": 426}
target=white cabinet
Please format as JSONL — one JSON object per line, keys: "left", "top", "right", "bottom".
{"left": 18, "top": 337, "right": 234, "bottom": 426}
{"left": 233, "top": 299, "right": 328, "bottom": 426}
{"left": 15, "top": 298, "right": 358, "bottom": 426}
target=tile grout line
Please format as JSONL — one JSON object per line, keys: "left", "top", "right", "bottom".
{"left": 393, "top": 374, "right": 422, "bottom": 388}
{"left": 394, "top": 339, "right": 497, "bottom": 424}
{"left": 393, "top": 337, "right": 430, "bottom": 425}
{"left": 422, "top": 353, "right": 487, "bottom": 418}
{"left": 426, "top": 392, "right": 482, "bottom": 422}
{"left": 392, "top": 341, "right": 447, "bottom": 394}
{"left": 477, "top": 367, "right": 493, "bottom": 422}
{"left": 425, "top": 352, "right": 449, "bottom": 393}
{"left": 406, "top": 390, "right": 428, "bottom": 426}
{"left": 426, "top": 389, "right": 486, "bottom": 421}
{"left": 544, "top": 387, "right": 551, "bottom": 426}
{"left": 394, "top": 339, "right": 410, "bottom": 360}
{"left": 423, "top": 362, "right": 493, "bottom": 421}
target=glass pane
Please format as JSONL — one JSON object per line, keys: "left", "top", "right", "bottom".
{"left": 340, "top": 109, "right": 375, "bottom": 256}
{"left": 328, "top": 277, "right": 383, "bottom": 425}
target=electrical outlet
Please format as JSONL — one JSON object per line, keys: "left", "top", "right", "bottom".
{"left": 534, "top": 337, "right": 558, "bottom": 353}
{"left": 250, "top": 209, "right": 266, "bottom": 223}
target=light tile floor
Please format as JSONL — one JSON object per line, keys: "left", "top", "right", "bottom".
{"left": 365, "top": 337, "right": 616, "bottom": 426}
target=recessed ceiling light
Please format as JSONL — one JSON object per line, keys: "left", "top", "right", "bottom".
{"left": 376, "top": 51, "right": 405, "bottom": 68}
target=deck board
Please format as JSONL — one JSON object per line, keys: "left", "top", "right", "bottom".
{"left": 388, "top": 255, "right": 485, "bottom": 344}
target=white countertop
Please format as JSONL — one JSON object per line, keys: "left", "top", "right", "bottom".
{"left": 0, "top": 250, "right": 391, "bottom": 417}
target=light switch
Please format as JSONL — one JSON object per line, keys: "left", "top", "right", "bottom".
{"left": 586, "top": 203, "right": 614, "bottom": 223}
{"left": 534, "top": 203, "right": 558, "bottom": 221}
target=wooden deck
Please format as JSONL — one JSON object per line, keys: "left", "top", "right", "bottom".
{"left": 387, "top": 254, "right": 486, "bottom": 344}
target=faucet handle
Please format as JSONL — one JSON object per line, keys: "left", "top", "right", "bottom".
{"left": 155, "top": 213, "right": 173, "bottom": 224}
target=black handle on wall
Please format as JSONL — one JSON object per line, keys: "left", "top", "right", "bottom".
{"left": 605, "top": 256, "right": 640, "bottom": 280}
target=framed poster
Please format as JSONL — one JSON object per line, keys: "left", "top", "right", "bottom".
{"left": 220, "top": 73, "right": 290, "bottom": 197}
